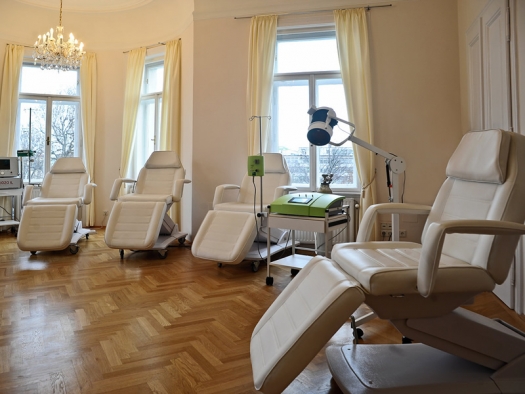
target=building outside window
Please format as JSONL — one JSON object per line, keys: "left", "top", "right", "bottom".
{"left": 17, "top": 64, "right": 81, "bottom": 183}
{"left": 271, "top": 31, "right": 358, "bottom": 192}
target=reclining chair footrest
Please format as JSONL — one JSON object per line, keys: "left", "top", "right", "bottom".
{"left": 17, "top": 205, "right": 78, "bottom": 252}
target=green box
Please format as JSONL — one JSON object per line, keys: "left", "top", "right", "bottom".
{"left": 248, "top": 155, "right": 265, "bottom": 176}
{"left": 270, "top": 192, "right": 345, "bottom": 217}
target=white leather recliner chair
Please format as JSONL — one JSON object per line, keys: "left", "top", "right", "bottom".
{"left": 250, "top": 129, "right": 525, "bottom": 394}
{"left": 192, "top": 153, "right": 296, "bottom": 271}
{"left": 104, "top": 151, "right": 190, "bottom": 259}
{"left": 17, "top": 157, "right": 96, "bottom": 254}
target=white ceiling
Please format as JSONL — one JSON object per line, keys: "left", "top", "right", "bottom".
{"left": 15, "top": 0, "right": 155, "bottom": 13}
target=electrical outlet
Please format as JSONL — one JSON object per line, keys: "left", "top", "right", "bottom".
{"left": 381, "top": 222, "right": 392, "bottom": 230}
{"left": 400, "top": 230, "right": 407, "bottom": 238}
{"left": 103, "top": 210, "right": 108, "bottom": 216}
{"left": 381, "top": 230, "right": 392, "bottom": 237}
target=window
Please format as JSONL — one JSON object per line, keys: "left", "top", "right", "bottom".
{"left": 17, "top": 64, "right": 81, "bottom": 183}
{"left": 130, "top": 61, "right": 163, "bottom": 175}
{"left": 271, "top": 31, "right": 358, "bottom": 192}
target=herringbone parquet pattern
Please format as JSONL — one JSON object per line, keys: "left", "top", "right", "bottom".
{"left": 0, "top": 229, "right": 524, "bottom": 394}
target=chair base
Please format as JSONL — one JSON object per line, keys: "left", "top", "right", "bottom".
{"left": 327, "top": 343, "right": 508, "bottom": 394}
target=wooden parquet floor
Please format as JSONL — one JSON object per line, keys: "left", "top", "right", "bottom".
{"left": 0, "top": 229, "right": 524, "bottom": 394}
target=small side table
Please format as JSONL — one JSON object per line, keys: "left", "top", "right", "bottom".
{"left": 265, "top": 205, "right": 351, "bottom": 285}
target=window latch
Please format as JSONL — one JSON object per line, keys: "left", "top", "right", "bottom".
{"left": 46, "top": 136, "right": 50, "bottom": 146}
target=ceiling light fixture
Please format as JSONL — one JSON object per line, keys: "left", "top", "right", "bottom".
{"left": 33, "top": 0, "right": 85, "bottom": 71}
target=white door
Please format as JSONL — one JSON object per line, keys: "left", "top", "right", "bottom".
{"left": 466, "top": 0, "right": 514, "bottom": 307}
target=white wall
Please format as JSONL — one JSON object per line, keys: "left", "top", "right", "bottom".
{"left": 191, "top": 0, "right": 463, "bottom": 240}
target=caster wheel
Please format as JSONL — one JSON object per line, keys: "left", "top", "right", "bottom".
{"left": 159, "top": 250, "right": 168, "bottom": 259}
{"left": 86, "top": 234, "right": 89, "bottom": 240}
{"left": 30, "top": 251, "right": 37, "bottom": 255}
{"left": 119, "top": 249, "right": 124, "bottom": 259}
{"left": 291, "top": 269, "right": 299, "bottom": 276}
{"left": 266, "top": 277, "right": 274, "bottom": 286}
{"left": 178, "top": 237, "right": 186, "bottom": 245}
{"left": 402, "top": 336, "right": 413, "bottom": 344}
{"left": 69, "top": 245, "right": 79, "bottom": 255}
{"left": 251, "top": 261, "right": 260, "bottom": 272}
{"left": 355, "top": 328, "right": 364, "bottom": 339}
{"left": 217, "top": 262, "right": 223, "bottom": 268}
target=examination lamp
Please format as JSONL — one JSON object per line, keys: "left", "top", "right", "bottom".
{"left": 307, "top": 106, "right": 406, "bottom": 240}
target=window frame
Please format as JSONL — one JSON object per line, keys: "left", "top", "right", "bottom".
{"left": 17, "top": 63, "right": 82, "bottom": 182}
{"left": 272, "top": 31, "right": 359, "bottom": 193}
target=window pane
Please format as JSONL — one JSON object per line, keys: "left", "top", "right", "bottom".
{"left": 273, "top": 79, "right": 311, "bottom": 188}
{"left": 144, "top": 63, "right": 164, "bottom": 94}
{"left": 20, "top": 65, "right": 79, "bottom": 95}
{"left": 51, "top": 101, "right": 80, "bottom": 167}
{"left": 135, "top": 98, "right": 156, "bottom": 168}
{"left": 316, "top": 79, "right": 358, "bottom": 189}
{"left": 276, "top": 36, "right": 340, "bottom": 73}
{"left": 18, "top": 100, "right": 47, "bottom": 182}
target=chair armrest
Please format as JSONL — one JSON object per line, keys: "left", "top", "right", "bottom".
{"left": 212, "top": 184, "right": 240, "bottom": 208}
{"left": 22, "top": 185, "right": 34, "bottom": 207}
{"left": 357, "top": 203, "right": 432, "bottom": 242}
{"left": 82, "top": 183, "right": 97, "bottom": 205}
{"left": 109, "top": 178, "right": 136, "bottom": 201}
{"left": 418, "top": 220, "right": 525, "bottom": 298}
{"left": 274, "top": 185, "right": 298, "bottom": 200}
{"left": 172, "top": 179, "right": 191, "bottom": 202}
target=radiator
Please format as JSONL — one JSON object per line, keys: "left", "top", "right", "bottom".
{"left": 30, "top": 185, "right": 41, "bottom": 199}
{"left": 294, "top": 198, "right": 358, "bottom": 244}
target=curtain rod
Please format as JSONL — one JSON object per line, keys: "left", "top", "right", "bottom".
{"left": 123, "top": 42, "right": 167, "bottom": 54}
{"left": 234, "top": 3, "right": 392, "bottom": 19}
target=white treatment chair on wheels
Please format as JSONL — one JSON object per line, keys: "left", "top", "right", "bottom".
{"left": 17, "top": 157, "right": 96, "bottom": 255}
{"left": 191, "top": 153, "right": 296, "bottom": 271}
{"left": 250, "top": 129, "right": 525, "bottom": 394}
{"left": 105, "top": 151, "right": 190, "bottom": 259}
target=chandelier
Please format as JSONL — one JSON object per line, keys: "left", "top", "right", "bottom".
{"left": 33, "top": 0, "right": 85, "bottom": 71}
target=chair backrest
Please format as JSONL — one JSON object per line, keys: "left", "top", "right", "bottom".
{"left": 40, "top": 157, "right": 88, "bottom": 198}
{"left": 237, "top": 153, "right": 291, "bottom": 205}
{"left": 134, "top": 151, "right": 186, "bottom": 196}
{"left": 423, "top": 129, "right": 525, "bottom": 283}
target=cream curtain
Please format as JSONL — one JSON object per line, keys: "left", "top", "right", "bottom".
{"left": 160, "top": 39, "right": 182, "bottom": 223}
{"left": 80, "top": 53, "right": 97, "bottom": 226}
{"left": 0, "top": 44, "right": 25, "bottom": 157}
{"left": 246, "top": 15, "right": 277, "bottom": 155}
{"left": 120, "top": 47, "right": 146, "bottom": 178}
{"left": 334, "top": 8, "right": 376, "bottom": 223}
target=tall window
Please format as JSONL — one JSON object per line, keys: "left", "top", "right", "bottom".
{"left": 17, "top": 64, "right": 81, "bottom": 183}
{"left": 131, "top": 61, "right": 163, "bottom": 173}
{"left": 271, "top": 31, "right": 358, "bottom": 192}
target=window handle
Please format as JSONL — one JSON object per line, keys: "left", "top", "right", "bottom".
{"left": 46, "top": 136, "right": 50, "bottom": 146}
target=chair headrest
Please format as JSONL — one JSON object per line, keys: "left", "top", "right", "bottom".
{"left": 263, "top": 153, "right": 288, "bottom": 174}
{"left": 50, "top": 157, "right": 86, "bottom": 174}
{"left": 145, "top": 151, "right": 183, "bottom": 169}
{"left": 446, "top": 129, "right": 511, "bottom": 184}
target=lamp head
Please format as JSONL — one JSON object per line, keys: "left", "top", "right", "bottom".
{"left": 307, "top": 107, "right": 338, "bottom": 146}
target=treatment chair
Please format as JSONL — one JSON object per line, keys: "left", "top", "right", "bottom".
{"left": 104, "top": 151, "right": 190, "bottom": 259}
{"left": 17, "top": 157, "right": 96, "bottom": 255}
{"left": 192, "top": 153, "right": 296, "bottom": 270}
{"left": 250, "top": 129, "right": 525, "bottom": 394}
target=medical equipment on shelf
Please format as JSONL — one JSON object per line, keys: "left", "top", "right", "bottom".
{"left": 104, "top": 151, "right": 190, "bottom": 259}
{"left": 270, "top": 192, "right": 345, "bottom": 217}
{"left": 17, "top": 157, "right": 96, "bottom": 255}
{"left": 0, "top": 157, "right": 22, "bottom": 190}
{"left": 250, "top": 129, "right": 525, "bottom": 394}
{"left": 191, "top": 152, "right": 297, "bottom": 272}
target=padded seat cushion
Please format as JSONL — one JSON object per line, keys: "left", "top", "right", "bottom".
{"left": 191, "top": 210, "right": 257, "bottom": 264}
{"left": 332, "top": 242, "right": 496, "bottom": 296}
{"left": 213, "top": 202, "right": 268, "bottom": 214}
{"left": 17, "top": 205, "right": 78, "bottom": 251}
{"left": 117, "top": 193, "right": 172, "bottom": 204}
{"left": 26, "top": 197, "right": 83, "bottom": 207}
